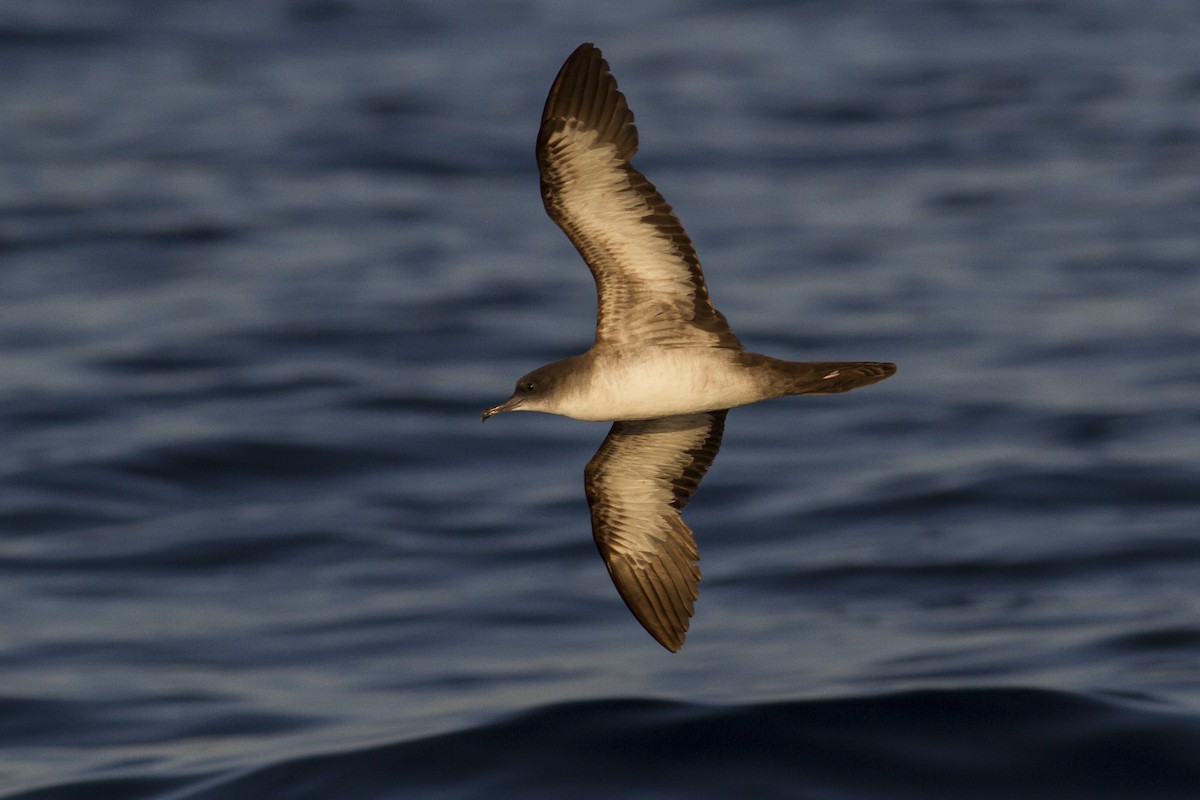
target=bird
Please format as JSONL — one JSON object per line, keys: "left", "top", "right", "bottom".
{"left": 482, "top": 43, "right": 896, "bottom": 651}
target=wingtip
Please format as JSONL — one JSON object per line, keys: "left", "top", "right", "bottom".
{"left": 660, "top": 634, "right": 685, "bottom": 653}
{"left": 540, "top": 41, "right": 638, "bottom": 162}
{"left": 622, "top": 590, "right": 693, "bottom": 653}
{"left": 643, "top": 624, "right": 686, "bottom": 652}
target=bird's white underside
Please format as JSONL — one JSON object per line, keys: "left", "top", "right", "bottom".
{"left": 524, "top": 349, "right": 764, "bottom": 421}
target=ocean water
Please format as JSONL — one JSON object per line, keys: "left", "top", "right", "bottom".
{"left": 3, "top": 0, "right": 1200, "bottom": 797}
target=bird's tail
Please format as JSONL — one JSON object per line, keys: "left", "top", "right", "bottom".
{"left": 767, "top": 359, "right": 897, "bottom": 395}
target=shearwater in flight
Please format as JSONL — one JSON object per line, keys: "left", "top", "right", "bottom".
{"left": 483, "top": 43, "right": 896, "bottom": 651}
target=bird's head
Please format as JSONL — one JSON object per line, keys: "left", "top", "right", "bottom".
{"left": 481, "top": 361, "right": 571, "bottom": 421}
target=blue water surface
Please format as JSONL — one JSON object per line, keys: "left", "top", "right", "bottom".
{"left": 2, "top": 0, "right": 1200, "bottom": 797}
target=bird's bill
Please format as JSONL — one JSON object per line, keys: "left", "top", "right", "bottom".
{"left": 481, "top": 395, "right": 522, "bottom": 421}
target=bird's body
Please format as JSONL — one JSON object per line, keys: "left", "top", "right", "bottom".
{"left": 512, "top": 349, "right": 893, "bottom": 422}
{"left": 483, "top": 43, "right": 896, "bottom": 651}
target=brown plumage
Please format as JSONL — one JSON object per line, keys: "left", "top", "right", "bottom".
{"left": 537, "top": 43, "right": 742, "bottom": 351}
{"left": 483, "top": 44, "right": 896, "bottom": 651}
{"left": 584, "top": 411, "right": 726, "bottom": 651}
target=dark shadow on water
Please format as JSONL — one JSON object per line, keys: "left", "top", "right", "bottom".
{"left": 9, "top": 687, "right": 1200, "bottom": 800}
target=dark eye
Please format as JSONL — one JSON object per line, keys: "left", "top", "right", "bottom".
{"left": 519, "top": 381, "right": 536, "bottom": 393}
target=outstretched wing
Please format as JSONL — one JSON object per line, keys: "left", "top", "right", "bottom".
{"left": 584, "top": 410, "right": 727, "bottom": 651}
{"left": 537, "top": 43, "right": 742, "bottom": 352}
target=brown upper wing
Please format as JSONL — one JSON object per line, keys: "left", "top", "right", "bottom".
{"left": 584, "top": 410, "right": 727, "bottom": 651}
{"left": 537, "top": 44, "right": 742, "bottom": 351}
